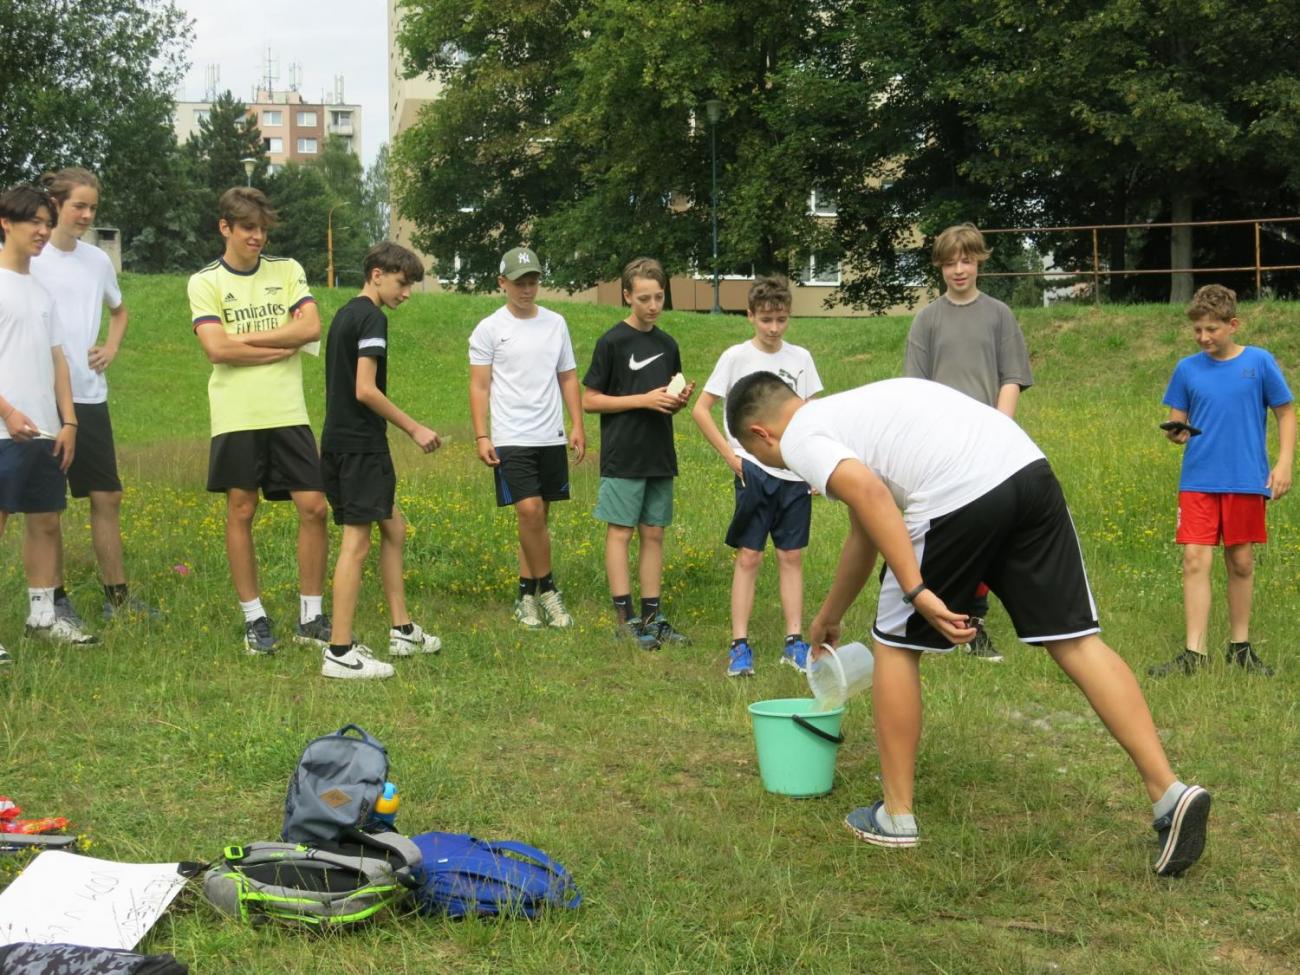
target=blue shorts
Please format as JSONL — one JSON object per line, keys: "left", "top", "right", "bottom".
{"left": 0, "top": 439, "right": 67, "bottom": 514}
{"left": 725, "top": 459, "right": 812, "bottom": 551}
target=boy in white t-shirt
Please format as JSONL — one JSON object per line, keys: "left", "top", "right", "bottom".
{"left": 692, "top": 277, "right": 822, "bottom": 677}
{"left": 32, "top": 168, "right": 157, "bottom": 624}
{"left": 725, "top": 372, "right": 1211, "bottom": 878}
{"left": 469, "top": 247, "right": 585, "bottom": 628}
{"left": 0, "top": 184, "right": 97, "bottom": 664}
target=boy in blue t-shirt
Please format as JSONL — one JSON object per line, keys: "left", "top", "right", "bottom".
{"left": 1150, "top": 285, "right": 1294, "bottom": 677}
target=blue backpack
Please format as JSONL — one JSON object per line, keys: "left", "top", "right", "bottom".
{"left": 410, "top": 831, "right": 581, "bottom": 919}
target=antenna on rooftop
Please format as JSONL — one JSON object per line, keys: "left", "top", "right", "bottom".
{"left": 203, "top": 64, "right": 220, "bottom": 101}
{"left": 333, "top": 76, "right": 345, "bottom": 104}
{"left": 261, "top": 48, "right": 280, "bottom": 99}
{"left": 288, "top": 62, "right": 303, "bottom": 92}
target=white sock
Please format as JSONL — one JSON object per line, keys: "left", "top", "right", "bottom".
{"left": 28, "top": 588, "right": 56, "bottom": 626}
{"left": 878, "top": 809, "right": 918, "bottom": 835}
{"left": 1153, "top": 780, "right": 1187, "bottom": 821}
{"left": 239, "top": 598, "right": 267, "bottom": 624}
{"left": 300, "top": 594, "right": 323, "bottom": 625}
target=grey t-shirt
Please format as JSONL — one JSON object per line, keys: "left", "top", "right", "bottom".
{"left": 903, "top": 293, "right": 1033, "bottom": 407}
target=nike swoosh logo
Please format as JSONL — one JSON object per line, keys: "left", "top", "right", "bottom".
{"left": 628, "top": 353, "right": 664, "bottom": 370}
{"left": 335, "top": 657, "right": 364, "bottom": 670}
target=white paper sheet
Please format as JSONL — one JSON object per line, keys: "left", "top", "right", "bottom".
{"left": 0, "top": 850, "right": 189, "bottom": 949}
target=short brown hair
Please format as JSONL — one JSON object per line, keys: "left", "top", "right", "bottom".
{"left": 748, "top": 275, "right": 792, "bottom": 313}
{"left": 40, "top": 167, "right": 100, "bottom": 206}
{"left": 1187, "top": 284, "right": 1236, "bottom": 322}
{"left": 218, "top": 187, "right": 278, "bottom": 229}
{"left": 621, "top": 256, "right": 667, "bottom": 295}
{"left": 932, "top": 222, "right": 991, "bottom": 266}
{"left": 363, "top": 241, "right": 425, "bottom": 283}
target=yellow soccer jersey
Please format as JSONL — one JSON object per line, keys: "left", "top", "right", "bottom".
{"left": 188, "top": 256, "right": 316, "bottom": 436}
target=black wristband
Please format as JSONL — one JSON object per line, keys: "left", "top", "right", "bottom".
{"left": 901, "top": 582, "right": 927, "bottom": 605}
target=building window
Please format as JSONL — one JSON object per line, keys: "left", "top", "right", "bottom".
{"left": 296, "top": 111, "right": 317, "bottom": 127}
{"left": 808, "top": 189, "right": 838, "bottom": 216}
{"left": 193, "top": 109, "right": 209, "bottom": 124}
{"left": 803, "top": 254, "right": 842, "bottom": 286}
{"left": 264, "top": 137, "right": 283, "bottom": 153}
{"left": 330, "top": 110, "right": 353, "bottom": 130}
{"left": 297, "top": 138, "right": 319, "bottom": 154}
{"left": 262, "top": 110, "right": 282, "bottom": 127}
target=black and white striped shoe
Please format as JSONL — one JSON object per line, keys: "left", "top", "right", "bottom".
{"left": 1152, "top": 784, "right": 1211, "bottom": 877}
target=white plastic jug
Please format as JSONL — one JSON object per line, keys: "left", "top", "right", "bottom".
{"left": 807, "top": 641, "right": 874, "bottom": 710}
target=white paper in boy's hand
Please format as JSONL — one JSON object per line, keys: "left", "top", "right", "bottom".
{"left": 301, "top": 340, "right": 321, "bottom": 357}
{"left": 666, "top": 372, "right": 687, "bottom": 396}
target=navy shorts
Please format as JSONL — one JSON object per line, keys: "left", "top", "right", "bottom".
{"left": 494, "top": 444, "right": 570, "bottom": 507}
{"left": 207, "top": 425, "right": 324, "bottom": 500}
{"left": 725, "top": 459, "right": 812, "bottom": 551}
{"left": 67, "top": 402, "right": 123, "bottom": 497}
{"left": 0, "top": 439, "right": 67, "bottom": 514}
{"left": 322, "top": 450, "right": 396, "bottom": 525}
{"left": 873, "top": 460, "right": 1099, "bottom": 652}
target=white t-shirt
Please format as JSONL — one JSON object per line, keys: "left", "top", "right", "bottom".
{"left": 468, "top": 304, "right": 577, "bottom": 447}
{"left": 703, "top": 339, "right": 823, "bottom": 480}
{"left": 780, "top": 378, "right": 1045, "bottom": 524}
{"left": 0, "top": 269, "right": 63, "bottom": 440}
{"left": 31, "top": 240, "right": 122, "bottom": 404}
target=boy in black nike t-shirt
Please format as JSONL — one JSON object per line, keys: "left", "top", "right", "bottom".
{"left": 582, "top": 257, "right": 694, "bottom": 649}
{"left": 319, "top": 242, "right": 443, "bottom": 680}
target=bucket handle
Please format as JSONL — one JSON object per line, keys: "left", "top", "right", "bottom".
{"left": 792, "top": 713, "right": 845, "bottom": 745}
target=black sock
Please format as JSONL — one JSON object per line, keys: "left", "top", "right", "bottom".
{"left": 395, "top": 622, "right": 414, "bottom": 635}
{"left": 640, "top": 596, "right": 661, "bottom": 621}
{"left": 328, "top": 642, "right": 352, "bottom": 658}
{"left": 53, "top": 585, "right": 67, "bottom": 602}
{"left": 519, "top": 576, "right": 538, "bottom": 598}
{"left": 1229, "top": 640, "right": 1251, "bottom": 651}
{"left": 612, "top": 594, "right": 633, "bottom": 622}
{"left": 104, "top": 583, "right": 129, "bottom": 606}
{"left": 537, "top": 572, "right": 556, "bottom": 594}
{"left": 731, "top": 637, "right": 748, "bottom": 648}
{"left": 785, "top": 633, "right": 803, "bottom": 646}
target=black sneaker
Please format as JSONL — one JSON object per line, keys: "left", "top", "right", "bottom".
{"left": 294, "top": 613, "right": 332, "bottom": 648}
{"left": 615, "top": 617, "right": 660, "bottom": 651}
{"left": 1147, "top": 649, "right": 1207, "bottom": 678}
{"left": 54, "top": 593, "right": 86, "bottom": 627}
{"left": 244, "top": 616, "right": 278, "bottom": 656}
{"left": 1153, "top": 784, "right": 1211, "bottom": 877}
{"left": 646, "top": 612, "right": 691, "bottom": 646}
{"left": 1225, "top": 641, "right": 1273, "bottom": 676}
{"left": 964, "top": 624, "right": 1003, "bottom": 662}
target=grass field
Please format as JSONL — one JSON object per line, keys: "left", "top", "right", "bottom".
{"left": 2, "top": 277, "right": 1298, "bottom": 974}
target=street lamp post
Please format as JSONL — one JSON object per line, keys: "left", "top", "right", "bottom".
{"left": 704, "top": 99, "right": 724, "bottom": 315}
{"left": 240, "top": 157, "right": 257, "bottom": 187}
{"left": 327, "top": 202, "right": 349, "bottom": 288}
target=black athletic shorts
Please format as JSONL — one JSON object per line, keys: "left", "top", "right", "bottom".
{"left": 322, "top": 450, "right": 396, "bottom": 525}
{"left": 0, "top": 439, "right": 67, "bottom": 513}
{"left": 207, "top": 425, "right": 324, "bottom": 500}
{"left": 493, "top": 444, "right": 570, "bottom": 507}
{"left": 873, "top": 459, "right": 1100, "bottom": 652}
{"left": 725, "top": 458, "right": 812, "bottom": 551}
{"left": 67, "top": 402, "right": 123, "bottom": 497}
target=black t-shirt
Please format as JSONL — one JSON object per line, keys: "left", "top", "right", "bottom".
{"left": 322, "top": 296, "right": 389, "bottom": 453}
{"left": 582, "top": 321, "right": 683, "bottom": 478}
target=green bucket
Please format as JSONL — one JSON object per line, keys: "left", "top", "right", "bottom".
{"left": 748, "top": 697, "right": 845, "bottom": 797}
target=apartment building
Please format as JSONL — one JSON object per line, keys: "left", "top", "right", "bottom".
{"left": 174, "top": 88, "right": 363, "bottom": 170}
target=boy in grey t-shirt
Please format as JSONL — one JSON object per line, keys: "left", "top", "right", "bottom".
{"left": 904, "top": 222, "right": 1033, "bottom": 661}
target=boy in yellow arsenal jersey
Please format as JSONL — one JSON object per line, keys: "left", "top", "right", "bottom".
{"left": 187, "top": 187, "right": 330, "bottom": 655}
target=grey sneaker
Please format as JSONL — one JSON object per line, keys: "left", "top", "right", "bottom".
{"left": 102, "top": 596, "right": 163, "bottom": 621}
{"left": 26, "top": 616, "right": 98, "bottom": 645}
{"left": 1148, "top": 648, "right": 1207, "bottom": 678}
{"left": 1225, "top": 641, "right": 1273, "bottom": 676}
{"left": 616, "top": 616, "right": 660, "bottom": 651}
{"left": 294, "top": 613, "right": 332, "bottom": 648}
{"left": 646, "top": 612, "right": 691, "bottom": 646}
{"left": 964, "top": 624, "right": 1003, "bottom": 662}
{"left": 389, "top": 622, "right": 441, "bottom": 656}
{"left": 244, "top": 616, "right": 278, "bottom": 656}
{"left": 513, "top": 594, "right": 544, "bottom": 629}
{"left": 1153, "top": 784, "right": 1211, "bottom": 877}
{"left": 54, "top": 594, "right": 86, "bottom": 626}
{"left": 537, "top": 589, "right": 573, "bottom": 628}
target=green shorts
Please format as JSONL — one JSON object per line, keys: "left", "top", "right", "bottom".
{"left": 595, "top": 476, "right": 674, "bottom": 527}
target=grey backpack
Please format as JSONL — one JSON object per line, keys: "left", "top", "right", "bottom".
{"left": 282, "top": 724, "right": 388, "bottom": 844}
{"left": 201, "top": 831, "right": 423, "bottom": 929}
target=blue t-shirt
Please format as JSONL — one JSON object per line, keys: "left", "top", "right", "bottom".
{"left": 1162, "top": 346, "right": 1292, "bottom": 495}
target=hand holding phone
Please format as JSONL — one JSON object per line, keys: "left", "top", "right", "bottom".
{"left": 1160, "top": 420, "right": 1202, "bottom": 437}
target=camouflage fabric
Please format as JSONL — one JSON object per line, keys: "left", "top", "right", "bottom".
{"left": 0, "top": 942, "right": 186, "bottom": 974}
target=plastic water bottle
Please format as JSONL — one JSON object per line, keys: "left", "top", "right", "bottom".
{"left": 372, "top": 782, "right": 400, "bottom": 829}
{"left": 806, "top": 642, "right": 874, "bottom": 710}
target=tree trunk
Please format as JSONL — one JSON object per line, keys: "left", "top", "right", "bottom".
{"left": 1169, "top": 191, "right": 1194, "bottom": 304}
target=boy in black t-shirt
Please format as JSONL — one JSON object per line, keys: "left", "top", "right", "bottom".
{"left": 319, "top": 242, "right": 443, "bottom": 680}
{"left": 582, "top": 257, "right": 694, "bottom": 649}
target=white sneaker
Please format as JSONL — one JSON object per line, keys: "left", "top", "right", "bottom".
{"left": 389, "top": 622, "right": 441, "bottom": 656}
{"left": 26, "top": 616, "right": 98, "bottom": 645}
{"left": 537, "top": 589, "right": 573, "bottom": 628}
{"left": 513, "top": 594, "right": 544, "bottom": 629}
{"left": 0, "top": 642, "right": 11, "bottom": 667}
{"left": 321, "top": 643, "right": 395, "bottom": 680}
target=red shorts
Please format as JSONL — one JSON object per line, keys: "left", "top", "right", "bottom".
{"left": 1176, "top": 492, "right": 1267, "bottom": 546}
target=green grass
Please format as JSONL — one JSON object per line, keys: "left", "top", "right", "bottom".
{"left": 3, "top": 280, "right": 1298, "bottom": 974}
